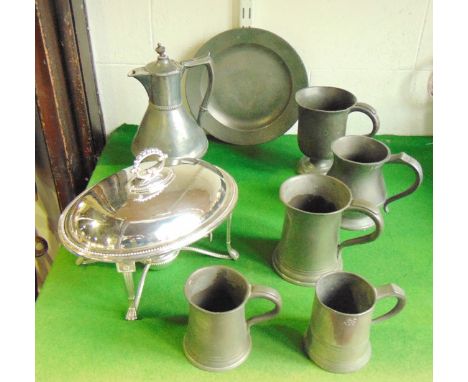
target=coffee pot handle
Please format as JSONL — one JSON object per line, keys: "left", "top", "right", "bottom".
{"left": 338, "top": 199, "right": 384, "bottom": 252}
{"left": 182, "top": 54, "right": 214, "bottom": 124}
{"left": 383, "top": 152, "right": 424, "bottom": 212}
{"left": 246, "top": 285, "right": 282, "bottom": 328}
{"left": 349, "top": 102, "right": 380, "bottom": 137}
{"left": 372, "top": 283, "right": 406, "bottom": 323}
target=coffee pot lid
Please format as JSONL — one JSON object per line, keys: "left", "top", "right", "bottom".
{"left": 58, "top": 148, "right": 238, "bottom": 262}
{"left": 144, "top": 43, "right": 182, "bottom": 76}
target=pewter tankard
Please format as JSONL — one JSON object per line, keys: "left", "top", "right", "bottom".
{"left": 328, "top": 135, "right": 423, "bottom": 230}
{"left": 272, "top": 174, "right": 383, "bottom": 286}
{"left": 183, "top": 266, "right": 282, "bottom": 372}
{"left": 296, "top": 86, "right": 380, "bottom": 174}
{"left": 304, "top": 272, "right": 406, "bottom": 373}
{"left": 129, "top": 43, "right": 213, "bottom": 161}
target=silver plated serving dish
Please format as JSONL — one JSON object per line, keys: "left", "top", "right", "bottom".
{"left": 58, "top": 148, "right": 239, "bottom": 320}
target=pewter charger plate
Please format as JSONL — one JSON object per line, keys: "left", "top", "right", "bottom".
{"left": 185, "top": 28, "right": 308, "bottom": 145}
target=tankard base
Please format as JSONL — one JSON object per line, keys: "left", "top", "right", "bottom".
{"left": 303, "top": 335, "right": 371, "bottom": 374}
{"left": 183, "top": 336, "right": 252, "bottom": 372}
{"left": 272, "top": 249, "right": 343, "bottom": 287}
{"left": 296, "top": 156, "right": 333, "bottom": 175}
{"left": 341, "top": 209, "right": 383, "bottom": 231}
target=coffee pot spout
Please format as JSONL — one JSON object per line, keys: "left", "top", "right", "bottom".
{"left": 128, "top": 67, "right": 151, "bottom": 97}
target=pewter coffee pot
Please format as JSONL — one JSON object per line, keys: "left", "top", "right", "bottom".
{"left": 129, "top": 43, "right": 214, "bottom": 161}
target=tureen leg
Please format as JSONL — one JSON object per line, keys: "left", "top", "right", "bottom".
{"left": 122, "top": 271, "right": 135, "bottom": 300}
{"left": 122, "top": 272, "right": 137, "bottom": 320}
{"left": 116, "top": 262, "right": 152, "bottom": 321}
{"left": 225, "top": 213, "right": 239, "bottom": 260}
{"left": 181, "top": 214, "right": 239, "bottom": 260}
{"left": 75, "top": 257, "right": 97, "bottom": 266}
{"left": 116, "top": 263, "right": 137, "bottom": 320}
{"left": 130, "top": 263, "right": 151, "bottom": 319}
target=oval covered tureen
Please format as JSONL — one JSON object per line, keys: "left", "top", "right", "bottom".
{"left": 58, "top": 148, "right": 239, "bottom": 320}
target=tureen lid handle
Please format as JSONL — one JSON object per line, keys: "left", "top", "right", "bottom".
{"left": 132, "top": 148, "right": 167, "bottom": 180}
{"left": 128, "top": 148, "right": 174, "bottom": 201}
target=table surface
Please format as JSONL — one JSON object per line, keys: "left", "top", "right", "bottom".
{"left": 36, "top": 125, "right": 433, "bottom": 382}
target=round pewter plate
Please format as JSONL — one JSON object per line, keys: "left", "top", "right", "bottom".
{"left": 186, "top": 28, "right": 308, "bottom": 145}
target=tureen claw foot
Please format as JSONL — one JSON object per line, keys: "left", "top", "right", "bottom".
{"left": 125, "top": 307, "right": 138, "bottom": 321}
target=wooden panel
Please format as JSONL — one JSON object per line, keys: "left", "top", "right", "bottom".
{"left": 35, "top": 104, "right": 61, "bottom": 232}
{"left": 55, "top": 0, "right": 105, "bottom": 168}
{"left": 70, "top": 0, "right": 106, "bottom": 153}
{"left": 54, "top": 0, "right": 94, "bottom": 174}
{"left": 35, "top": 0, "right": 105, "bottom": 210}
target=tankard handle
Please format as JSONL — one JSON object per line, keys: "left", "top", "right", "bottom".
{"left": 349, "top": 102, "right": 380, "bottom": 137}
{"left": 246, "top": 285, "right": 282, "bottom": 328}
{"left": 338, "top": 199, "right": 384, "bottom": 253}
{"left": 383, "top": 152, "right": 423, "bottom": 212}
{"left": 373, "top": 283, "right": 406, "bottom": 323}
{"left": 182, "top": 54, "right": 214, "bottom": 124}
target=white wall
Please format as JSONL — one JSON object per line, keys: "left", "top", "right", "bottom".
{"left": 85, "top": 0, "right": 432, "bottom": 136}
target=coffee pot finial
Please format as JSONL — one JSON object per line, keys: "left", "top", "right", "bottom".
{"left": 156, "top": 43, "right": 167, "bottom": 58}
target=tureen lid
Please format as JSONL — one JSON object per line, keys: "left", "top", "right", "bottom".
{"left": 58, "top": 148, "right": 238, "bottom": 262}
{"left": 144, "top": 43, "right": 181, "bottom": 76}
